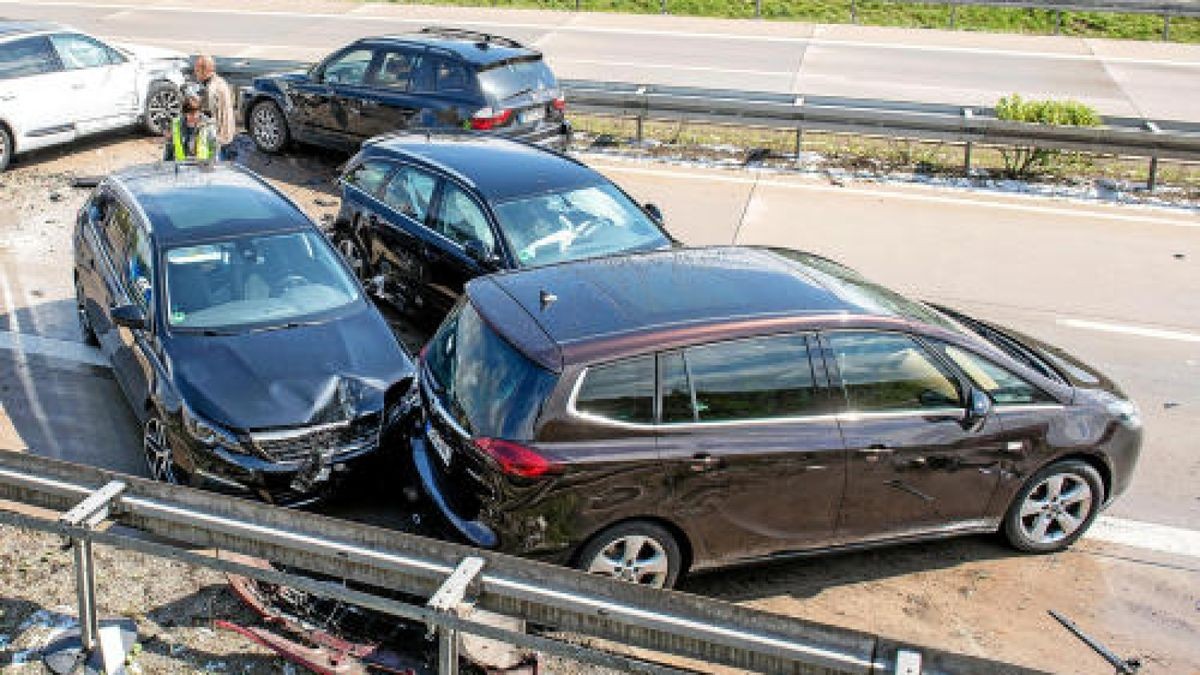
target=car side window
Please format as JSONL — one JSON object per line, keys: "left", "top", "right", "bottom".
{"left": 827, "top": 331, "right": 962, "bottom": 412}
{"left": 432, "top": 184, "right": 495, "bottom": 254}
{"left": 683, "top": 334, "right": 819, "bottom": 422}
{"left": 0, "top": 36, "right": 61, "bottom": 80}
{"left": 343, "top": 160, "right": 392, "bottom": 196}
{"left": 126, "top": 225, "right": 154, "bottom": 312}
{"left": 939, "top": 343, "right": 1055, "bottom": 405}
{"left": 575, "top": 356, "right": 654, "bottom": 424}
{"left": 373, "top": 49, "right": 421, "bottom": 90}
{"left": 381, "top": 165, "right": 437, "bottom": 222}
{"left": 320, "top": 48, "right": 374, "bottom": 86}
{"left": 102, "top": 202, "right": 135, "bottom": 260}
{"left": 49, "top": 33, "right": 119, "bottom": 70}
{"left": 433, "top": 57, "right": 470, "bottom": 92}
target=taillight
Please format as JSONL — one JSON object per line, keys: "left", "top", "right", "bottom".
{"left": 470, "top": 107, "right": 513, "bottom": 131}
{"left": 551, "top": 96, "right": 566, "bottom": 112}
{"left": 475, "top": 438, "right": 561, "bottom": 478}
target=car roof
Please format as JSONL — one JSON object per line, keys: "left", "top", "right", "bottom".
{"left": 361, "top": 134, "right": 602, "bottom": 201}
{"left": 469, "top": 246, "right": 960, "bottom": 370}
{"left": 354, "top": 30, "right": 539, "bottom": 67}
{"left": 0, "top": 21, "right": 63, "bottom": 39}
{"left": 107, "top": 163, "right": 314, "bottom": 245}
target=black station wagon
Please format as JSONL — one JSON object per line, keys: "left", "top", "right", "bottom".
{"left": 242, "top": 28, "right": 570, "bottom": 155}
{"left": 408, "top": 247, "right": 1142, "bottom": 588}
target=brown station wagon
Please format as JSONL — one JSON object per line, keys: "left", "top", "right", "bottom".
{"left": 407, "top": 247, "right": 1142, "bottom": 588}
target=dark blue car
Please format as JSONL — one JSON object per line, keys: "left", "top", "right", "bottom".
{"left": 242, "top": 28, "right": 570, "bottom": 155}
{"left": 330, "top": 134, "right": 675, "bottom": 329}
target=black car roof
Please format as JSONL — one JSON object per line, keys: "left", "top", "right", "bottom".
{"left": 354, "top": 30, "right": 539, "bottom": 67}
{"left": 108, "top": 163, "right": 314, "bottom": 245}
{"left": 469, "top": 246, "right": 961, "bottom": 370}
{"left": 361, "top": 134, "right": 602, "bottom": 201}
{"left": 0, "top": 21, "right": 62, "bottom": 38}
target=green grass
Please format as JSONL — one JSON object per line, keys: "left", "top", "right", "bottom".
{"left": 373, "top": 0, "right": 1200, "bottom": 42}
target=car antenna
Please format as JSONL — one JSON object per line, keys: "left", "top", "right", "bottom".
{"left": 539, "top": 289, "right": 557, "bottom": 310}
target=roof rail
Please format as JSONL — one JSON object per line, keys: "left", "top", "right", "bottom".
{"left": 417, "top": 26, "right": 525, "bottom": 50}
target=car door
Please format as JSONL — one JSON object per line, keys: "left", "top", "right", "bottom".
{"left": 372, "top": 162, "right": 441, "bottom": 308}
{"left": 408, "top": 54, "right": 473, "bottom": 129}
{"left": 0, "top": 35, "right": 76, "bottom": 147}
{"left": 48, "top": 32, "right": 138, "bottom": 133}
{"left": 423, "top": 181, "right": 502, "bottom": 318}
{"left": 654, "top": 333, "right": 848, "bottom": 564}
{"left": 89, "top": 197, "right": 139, "bottom": 397}
{"left": 114, "top": 220, "right": 158, "bottom": 412}
{"left": 291, "top": 46, "right": 376, "bottom": 148}
{"left": 359, "top": 47, "right": 425, "bottom": 138}
{"left": 821, "top": 330, "right": 1006, "bottom": 542}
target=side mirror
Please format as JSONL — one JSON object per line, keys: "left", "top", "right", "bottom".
{"left": 111, "top": 303, "right": 148, "bottom": 331}
{"left": 965, "top": 388, "right": 992, "bottom": 427}
{"left": 464, "top": 240, "right": 499, "bottom": 268}
{"left": 643, "top": 203, "right": 664, "bottom": 223}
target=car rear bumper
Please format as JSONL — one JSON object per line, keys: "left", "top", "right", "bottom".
{"left": 411, "top": 431, "right": 499, "bottom": 548}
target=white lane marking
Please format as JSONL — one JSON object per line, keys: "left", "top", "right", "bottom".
{"left": 591, "top": 161, "right": 1200, "bottom": 229}
{"left": 1089, "top": 517, "right": 1200, "bottom": 559}
{"left": 1057, "top": 318, "right": 1200, "bottom": 343}
{"left": 0, "top": 329, "right": 109, "bottom": 368}
{"left": 8, "top": 0, "right": 1200, "bottom": 69}
{"left": 557, "top": 58, "right": 792, "bottom": 78}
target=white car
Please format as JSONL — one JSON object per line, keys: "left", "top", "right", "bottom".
{"left": 0, "top": 21, "right": 189, "bottom": 171}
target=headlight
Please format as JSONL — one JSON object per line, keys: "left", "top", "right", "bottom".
{"left": 1106, "top": 399, "right": 1142, "bottom": 429}
{"left": 181, "top": 403, "right": 239, "bottom": 447}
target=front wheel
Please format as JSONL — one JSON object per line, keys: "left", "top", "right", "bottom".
{"left": 144, "top": 82, "right": 181, "bottom": 136}
{"left": 143, "top": 413, "right": 182, "bottom": 485}
{"left": 0, "top": 124, "right": 12, "bottom": 173}
{"left": 1003, "top": 460, "right": 1103, "bottom": 553}
{"left": 575, "top": 521, "right": 683, "bottom": 589}
{"left": 248, "top": 99, "right": 290, "bottom": 154}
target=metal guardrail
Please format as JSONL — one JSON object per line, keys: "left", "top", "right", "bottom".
{"left": 218, "top": 57, "right": 1200, "bottom": 188}
{"left": 0, "top": 450, "right": 1042, "bottom": 674}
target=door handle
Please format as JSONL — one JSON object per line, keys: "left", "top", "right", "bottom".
{"left": 689, "top": 453, "right": 723, "bottom": 473}
{"left": 858, "top": 445, "right": 894, "bottom": 463}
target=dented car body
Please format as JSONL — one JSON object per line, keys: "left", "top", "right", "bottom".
{"left": 73, "top": 162, "right": 415, "bottom": 504}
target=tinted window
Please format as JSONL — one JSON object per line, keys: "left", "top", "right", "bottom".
{"left": 660, "top": 351, "right": 693, "bottom": 424}
{"left": 433, "top": 57, "right": 470, "bottom": 92}
{"left": 0, "top": 36, "right": 60, "bottom": 80}
{"left": 103, "top": 202, "right": 135, "bottom": 258}
{"left": 477, "top": 58, "right": 556, "bottom": 102}
{"left": 381, "top": 165, "right": 437, "bottom": 222}
{"left": 373, "top": 49, "right": 419, "bottom": 90}
{"left": 164, "top": 231, "right": 360, "bottom": 330}
{"left": 321, "top": 48, "right": 373, "bottom": 85}
{"left": 425, "top": 301, "right": 556, "bottom": 440}
{"left": 684, "top": 334, "right": 819, "bottom": 422}
{"left": 492, "top": 182, "right": 669, "bottom": 267}
{"left": 50, "top": 33, "right": 120, "bottom": 69}
{"left": 575, "top": 357, "right": 654, "bottom": 424}
{"left": 940, "top": 344, "right": 1055, "bottom": 405}
{"left": 344, "top": 160, "right": 392, "bottom": 195}
{"left": 828, "top": 332, "right": 962, "bottom": 412}
{"left": 432, "top": 184, "right": 495, "bottom": 254}
{"left": 126, "top": 226, "right": 154, "bottom": 312}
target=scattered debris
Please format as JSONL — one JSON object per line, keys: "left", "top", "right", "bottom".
{"left": 314, "top": 197, "right": 338, "bottom": 207}
{"left": 1163, "top": 402, "right": 1181, "bottom": 409}
{"left": 48, "top": 191, "right": 63, "bottom": 202}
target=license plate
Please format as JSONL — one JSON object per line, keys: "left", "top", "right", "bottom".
{"left": 427, "top": 423, "right": 453, "bottom": 467}
{"left": 520, "top": 107, "right": 545, "bottom": 125}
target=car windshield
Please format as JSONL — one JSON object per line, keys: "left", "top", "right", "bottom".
{"left": 165, "top": 230, "right": 361, "bottom": 331}
{"left": 477, "top": 58, "right": 557, "bottom": 102}
{"left": 425, "top": 300, "right": 557, "bottom": 440}
{"left": 492, "top": 182, "right": 670, "bottom": 267}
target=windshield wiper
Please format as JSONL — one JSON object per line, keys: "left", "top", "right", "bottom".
{"left": 249, "top": 320, "right": 323, "bottom": 334}
{"left": 499, "top": 86, "right": 536, "bottom": 101}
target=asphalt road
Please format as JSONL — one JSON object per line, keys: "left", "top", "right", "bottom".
{"left": 4, "top": 0, "right": 1200, "bottom": 121}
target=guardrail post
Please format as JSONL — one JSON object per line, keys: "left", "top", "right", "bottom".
{"left": 949, "top": 4, "right": 957, "bottom": 29}
{"left": 1053, "top": 10, "right": 1062, "bottom": 34}
{"left": 428, "top": 556, "right": 486, "bottom": 675}
{"left": 661, "top": 0, "right": 667, "bottom": 14}
{"left": 1147, "top": 156, "right": 1159, "bottom": 191}
{"left": 851, "top": 0, "right": 859, "bottom": 24}
{"left": 756, "top": 0, "right": 762, "bottom": 18}
{"left": 964, "top": 142, "right": 973, "bottom": 174}
{"left": 1163, "top": 14, "right": 1171, "bottom": 40}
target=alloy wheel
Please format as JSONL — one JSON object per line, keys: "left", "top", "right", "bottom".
{"left": 586, "top": 534, "right": 671, "bottom": 588}
{"left": 143, "top": 417, "right": 179, "bottom": 484}
{"left": 75, "top": 280, "right": 96, "bottom": 344}
{"left": 337, "top": 238, "right": 366, "bottom": 280}
{"left": 251, "top": 103, "right": 284, "bottom": 151}
{"left": 0, "top": 128, "right": 10, "bottom": 171}
{"left": 146, "top": 87, "right": 181, "bottom": 135}
{"left": 1017, "top": 473, "right": 1093, "bottom": 545}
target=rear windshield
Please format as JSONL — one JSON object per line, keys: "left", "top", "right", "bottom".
{"left": 425, "top": 300, "right": 557, "bottom": 440}
{"left": 477, "top": 58, "right": 557, "bottom": 103}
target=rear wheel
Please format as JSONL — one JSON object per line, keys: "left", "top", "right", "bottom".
{"left": 144, "top": 82, "right": 181, "bottom": 136}
{"left": 0, "top": 124, "right": 12, "bottom": 172}
{"left": 249, "top": 99, "right": 289, "bottom": 154}
{"left": 576, "top": 521, "right": 683, "bottom": 589}
{"left": 1003, "top": 460, "right": 1103, "bottom": 553}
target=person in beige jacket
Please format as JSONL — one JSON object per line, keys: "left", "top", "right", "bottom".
{"left": 193, "top": 55, "right": 237, "bottom": 160}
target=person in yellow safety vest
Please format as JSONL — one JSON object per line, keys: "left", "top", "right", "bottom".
{"left": 162, "top": 94, "right": 218, "bottom": 162}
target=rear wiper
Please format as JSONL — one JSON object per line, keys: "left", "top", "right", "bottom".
{"left": 499, "top": 86, "right": 535, "bottom": 101}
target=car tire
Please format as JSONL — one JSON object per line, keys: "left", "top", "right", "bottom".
{"left": 143, "top": 411, "right": 184, "bottom": 485}
{"left": 144, "top": 82, "right": 181, "bottom": 136}
{"left": 575, "top": 521, "right": 683, "bottom": 589}
{"left": 0, "top": 124, "right": 12, "bottom": 173}
{"left": 74, "top": 276, "right": 97, "bottom": 346}
{"left": 248, "top": 99, "right": 290, "bottom": 154}
{"left": 333, "top": 231, "right": 370, "bottom": 283}
{"left": 1003, "top": 459, "right": 1104, "bottom": 554}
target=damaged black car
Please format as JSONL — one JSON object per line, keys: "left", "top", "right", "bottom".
{"left": 73, "top": 162, "right": 415, "bottom": 505}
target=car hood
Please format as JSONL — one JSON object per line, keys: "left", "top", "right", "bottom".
{"left": 169, "top": 308, "right": 414, "bottom": 430}
{"left": 114, "top": 42, "right": 188, "bottom": 63}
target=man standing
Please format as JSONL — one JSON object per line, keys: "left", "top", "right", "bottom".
{"left": 163, "top": 95, "right": 217, "bottom": 161}
{"left": 194, "top": 55, "right": 236, "bottom": 161}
